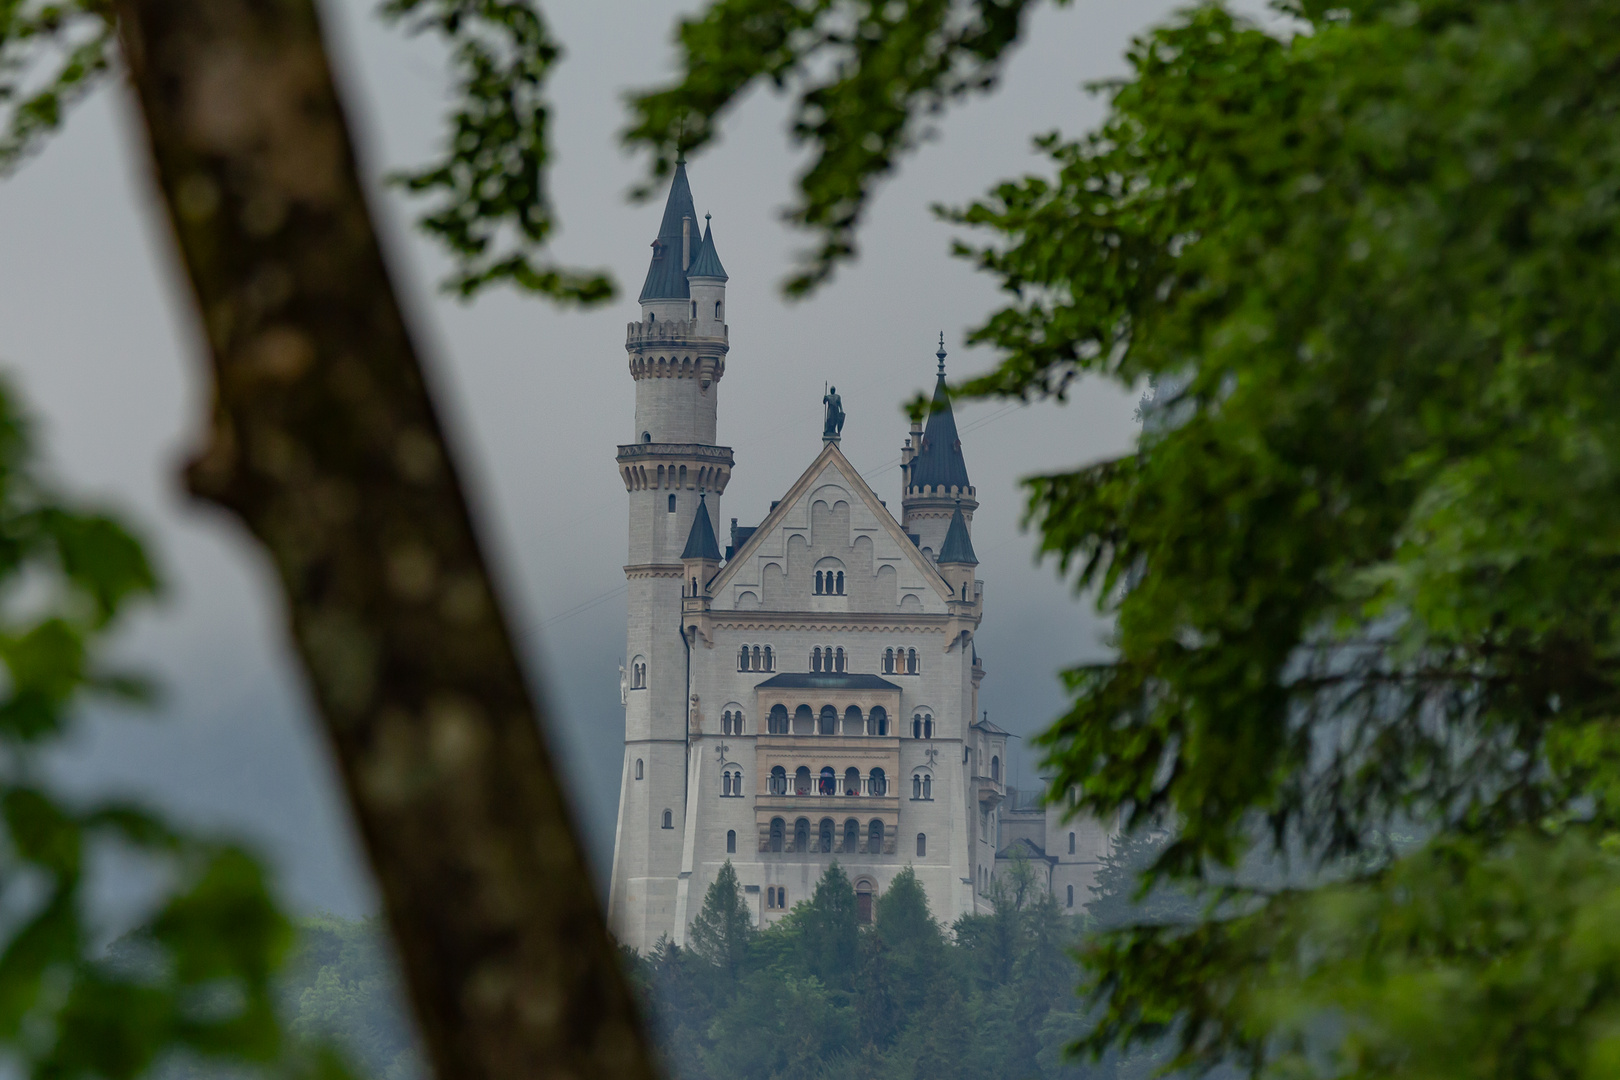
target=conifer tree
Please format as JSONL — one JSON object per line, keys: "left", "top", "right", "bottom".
{"left": 797, "top": 862, "right": 860, "bottom": 991}
{"left": 687, "top": 861, "right": 752, "bottom": 976}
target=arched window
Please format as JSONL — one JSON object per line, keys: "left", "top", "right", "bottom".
{"left": 764, "top": 646, "right": 773, "bottom": 671}
{"left": 668, "top": 493, "right": 677, "bottom": 513}
{"left": 869, "top": 768, "right": 887, "bottom": 797}
{"left": 815, "top": 570, "right": 825, "bottom": 595}
{"left": 844, "top": 818, "right": 860, "bottom": 852}
{"left": 819, "top": 706, "right": 837, "bottom": 736}
{"left": 794, "top": 705, "right": 814, "bottom": 735}
{"left": 812, "top": 647, "right": 823, "bottom": 671}
{"left": 917, "top": 833, "right": 926, "bottom": 857}
{"left": 770, "top": 766, "right": 787, "bottom": 794}
{"left": 635, "top": 759, "right": 644, "bottom": 780}
{"left": 835, "top": 647, "right": 845, "bottom": 672}
{"left": 922, "top": 775, "right": 932, "bottom": 799}
{"left": 770, "top": 817, "right": 785, "bottom": 852}
{"left": 794, "top": 818, "right": 810, "bottom": 852}
{"left": 883, "top": 648, "right": 894, "bottom": 674}
{"left": 642, "top": 431, "right": 652, "bottom": 443}
{"left": 819, "top": 766, "right": 836, "bottom": 795}
{"left": 739, "top": 646, "right": 750, "bottom": 671}
{"left": 722, "top": 770, "right": 731, "bottom": 796}
{"left": 844, "top": 706, "right": 862, "bottom": 735}
{"left": 869, "top": 707, "right": 887, "bottom": 736}
{"left": 1068, "top": 832, "right": 1076, "bottom": 855}
{"left": 912, "top": 714, "right": 922, "bottom": 739}
{"left": 844, "top": 767, "right": 861, "bottom": 795}
{"left": 727, "top": 830, "right": 737, "bottom": 853}
{"left": 907, "top": 648, "right": 918, "bottom": 674}
{"left": 868, "top": 819, "right": 884, "bottom": 853}
{"left": 924, "top": 716, "right": 934, "bottom": 739}
{"left": 715, "top": 301, "right": 722, "bottom": 320}
{"left": 856, "top": 880, "right": 874, "bottom": 924}
{"left": 795, "top": 766, "right": 812, "bottom": 795}
{"left": 732, "top": 770, "right": 743, "bottom": 794}
{"left": 1067, "top": 885, "right": 1075, "bottom": 907}
{"left": 662, "top": 809, "right": 673, "bottom": 829}
{"left": 691, "top": 576, "right": 697, "bottom": 596}
{"left": 912, "top": 774, "right": 922, "bottom": 799}
{"left": 819, "top": 818, "right": 834, "bottom": 853}
{"left": 991, "top": 756, "right": 1001, "bottom": 782}
{"left": 769, "top": 705, "right": 790, "bottom": 735}
{"left": 753, "top": 645, "right": 762, "bottom": 671}
{"left": 836, "top": 571, "right": 845, "bottom": 594}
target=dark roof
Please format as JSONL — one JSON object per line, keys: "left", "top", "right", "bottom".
{"left": 938, "top": 505, "right": 978, "bottom": 565}
{"left": 908, "top": 372, "right": 973, "bottom": 491}
{"left": 682, "top": 496, "right": 722, "bottom": 560}
{"left": 754, "top": 673, "right": 902, "bottom": 692}
{"left": 996, "top": 837, "right": 1057, "bottom": 864}
{"left": 639, "top": 162, "right": 698, "bottom": 302}
{"left": 687, "top": 218, "right": 728, "bottom": 280}
{"left": 972, "top": 716, "right": 1011, "bottom": 736}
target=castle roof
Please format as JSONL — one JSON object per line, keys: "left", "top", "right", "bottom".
{"left": 995, "top": 837, "right": 1057, "bottom": 865}
{"left": 908, "top": 350, "right": 972, "bottom": 492}
{"left": 639, "top": 160, "right": 698, "bottom": 302}
{"left": 753, "top": 673, "right": 902, "bottom": 691}
{"left": 682, "top": 494, "right": 723, "bottom": 561}
{"left": 938, "top": 504, "right": 978, "bottom": 565}
{"left": 687, "top": 217, "right": 728, "bottom": 281}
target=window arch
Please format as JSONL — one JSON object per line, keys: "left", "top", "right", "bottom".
{"left": 635, "top": 759, "right": 644, "bottom": 780}
{"left": 836, "top": 571, "right": 845, "bottom": 595}
{"left": 883, "top": 648, "right": 895, "bottom": 674}
{"left": 738, "top": 645, "right": 750, "bottom": 670}
{"left": 819, "top": 818, "right": 834, "bottom": 853}
{"left": 990, "top": 756, "right": 1000, "bottom": 782}
{"left": 727, "top": 830, "right": 737, "bottom": 853}
{"left": 868, "top": 819, "right": 884, "bottom": 853}
{"left": 922, "top": 775, "right": 932, "bottom": 799}
{"left": 814, "top": 559, "right": 846, "bottom": 595}
{"left": 1067, "top": 885, "right": 1075, "bottom": 908}
{"left": 812, "top": 646, "right": 823, "bottom": 671}
{"left": 662, "top": 809, "right": 673, "bottom": 829}
{"left": 794, "top": 818, "right": 810, "bottom": 852}
{"left": 815, "top": 571, "right": 825, "bottom": 595}
{"left": 819, "top": 706, "right": 837, "bottom": 736}
{"left": 722, "top": 770, "right": 731, "bottom": 796}
{"left": 912, "top": 714, "right": 922, "bottom": 739}
{"left": 869, "top": 706, "right": 888, "bottom": 737}
{"left": 819, "top": 766, "right": 836, "bottom": 795}
{"left": 924, "top": 716, "right": 934, "bottom": 739}
{"left": 907, "top": 648, "right": 918, "bottom": 674}
{"left": 855, "top": 880, "right": 874, "bottom": 924}
{"left": 770, "top": 817, "right": 785, "bottom": 852}
{"left": 917, "top": 833, "right": 926, "bottom": 857}
{"left": 834, "top": 647, "right": 845, "bottom": 672}
{"left": 769, "top": 705, "right": 790, "bottom": 735}
{"left": 1068, "top": 832, "right": 1076, "bottom": 855}
{"left": 795, "top": 766, "right": 812, "bottom": 795}
{"left": 912, "top": 773, "right": 922, "bottom": 799}
{"left": 869, "top": 768, "right": 887, "bottom": 797}
{"left": 844, "top": 767, "right": 861, "bottom": 796}
{"left": 844, "top": 705, "right": 862, "bottom": 735}
{"left": 752, "top": 645, "right": 762, "bottom": 671}
{"left": 715, "top": 300, "right": 723, "bottom": 320}
{"left": 631, "top": 657, "right": 647, "bottom": 690}
{"left": 793, "top": 705, "right": 814, "bottom": 735}
{"left": 770, "top": 766, "right": 787, "bottom": 794}
{"left": 642, "top": 431, "right": 652, "bottom": 443}
{"left": 843, "top": 818, "right": 860, "bottom": 852}
{"left": 764, "top": 645, "right": 773, "bottom": 671}
{"left": 668, "top": 493, "right": 677, "bottom": 513}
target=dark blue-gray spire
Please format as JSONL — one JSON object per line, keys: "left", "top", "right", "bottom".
{"left": 908, "top": 335, "right": 972, "bottom": 491}
{"left": 938, "top": 503, "right": 978, "bottom": 565}
{"left": 639, "top": 160, "right": 698, "bottom": 302}
{"left": 688, "top": 214, "right": 728, "bottom": 281}
{"left": 682, "top": 493, "right": 722, "bottom": 561}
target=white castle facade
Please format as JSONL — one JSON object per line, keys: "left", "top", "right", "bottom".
{"left": 606, "top": 164, "right": 1109, "bottom": 951}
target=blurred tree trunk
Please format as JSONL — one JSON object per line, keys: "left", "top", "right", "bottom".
{"left": 107, "top": 2, "right": 657, "bottom": 1078}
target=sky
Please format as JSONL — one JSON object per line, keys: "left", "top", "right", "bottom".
{"left": 0, "top": 0, "right": 1205, "bottom": 916}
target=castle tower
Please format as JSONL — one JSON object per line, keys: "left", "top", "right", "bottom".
{"left": 901, "top": 336, "right": 977, "bottom": 556}
{"left": 608, "top": 161, "right": 732, "bottom": 951}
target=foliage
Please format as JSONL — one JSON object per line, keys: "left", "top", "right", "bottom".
{"left": 686, "top": 860, "right": 751, "bottom": 976}
{"left": 0, "top": 377, "right": 334, "bottom": 1079}
{"left": 0, "top": 0, "right": 109, "bottom": 176}
{"left": 623, "top": 0, "right": 1067, "bottom": 295}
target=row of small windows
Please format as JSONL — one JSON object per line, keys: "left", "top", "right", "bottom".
{"left": 811, "top": 647, "right": 846, "bottom": 673}
{"left": 738, "top": 645, "right": 775, "bottom": 672}
{"left": 769, "top": 765, "right": 888, "bottom": 797}
{"left": 882, "top": 648, "right": 919, "bottom": 675}
{"left": 766, "top": 705, "right": 897, "bottom": 736}
{"left": 814, "top": 570, "right": 845, "bottom": 595}
{"left": 768, "top": 816, "right": 887, "bottom": 854}
{"left": 721, "top": 770, "right": 745, "bottom": 796}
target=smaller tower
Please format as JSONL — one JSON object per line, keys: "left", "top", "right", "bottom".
{"left": 902, "top": 335, "right": 977, "bottom": 556}
{"left": 937, "top": 501, "right": 979, "bottom": 604}
{"left": 681, "top": 491, "right": 722, "bottom": 607}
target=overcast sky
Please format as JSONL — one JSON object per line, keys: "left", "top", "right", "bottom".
{"left": 0, "top": 0, "right": 1205, "bottom": 915}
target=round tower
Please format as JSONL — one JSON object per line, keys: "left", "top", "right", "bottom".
{"left": 610, "top": 160, "right": 733, "bottom": 951}
{"left": 901, "top": 336, "right": 977, "bottom": 557}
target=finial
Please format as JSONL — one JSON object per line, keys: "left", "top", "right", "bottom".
{"left": 705, "top": 212, "right": 711, "bottom": 224}
{"left": 676, "top": 147, "right": 687, "bottom": 166}
{"left": 936, "top": 331, "right": 947, "bottom": 374}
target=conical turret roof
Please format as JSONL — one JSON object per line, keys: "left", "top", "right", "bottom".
{"left": 682, "top": 494, "right": 722, "bottom": 561}
{"left": 688, "top": 216, "right": 728, "bottom": 281}
{"left": 639, "top": 161, "right": 698, "bottom": 302}
{"left": 938, "top": 504, "right": 978, "bottom": 565}
{"left": 909, "top": 342, "right": 972, "bottom": 492}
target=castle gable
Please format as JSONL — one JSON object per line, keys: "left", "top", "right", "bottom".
{"left": 710, "top": 443, "right": 953, "bottom": 615}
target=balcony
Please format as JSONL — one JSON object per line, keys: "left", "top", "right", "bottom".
{"left": 975, "top": 775, "right": 1005, "bottom": 808}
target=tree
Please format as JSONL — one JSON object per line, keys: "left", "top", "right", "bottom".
{"left": 687, "top": 861, "right": 752, "bottom": 976}
{"left": 626, "top": 1, "right": 1620, "bottom": 1076}
{"left": 795, "top": 862, "right": 860, "bottom": 992}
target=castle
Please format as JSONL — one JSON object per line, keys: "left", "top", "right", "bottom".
{"left": 606, "top": 163, "right": 1110, "bottom": 951}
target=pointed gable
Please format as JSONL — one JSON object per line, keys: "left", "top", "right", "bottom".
{"left": 682, "top": 495, "right": 722, "bottom": 561}
{"left": 710, "top": 442, "right": 956, "bottom": 613}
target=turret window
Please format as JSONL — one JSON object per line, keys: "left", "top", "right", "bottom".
{"left": 630, "top": 658, "right": 647, "bottom": 689}
{"left": 635, "top": 759, "right": 643, "bottom": 780}
{"left": 917, "top": 833, "right": 926, "bottom": 857}
{"left": 727, "top": 830, "right": 736, "bottom": 853}
{"left": 668, "top": 494, "right": 677, "bottom": 512}
{"left": 662, "top": 809, "right": 673, "bottom": 829}
{"left": 715, "top": 301, "right": 723, "bottom": 320}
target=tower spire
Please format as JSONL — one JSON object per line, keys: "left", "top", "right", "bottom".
{"left": 937, "top": 331, "right": 947, "bottom": 374}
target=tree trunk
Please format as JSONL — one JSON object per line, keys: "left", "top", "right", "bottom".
{"left": 108, "top": 2, "right": 657, "bottom": 1078}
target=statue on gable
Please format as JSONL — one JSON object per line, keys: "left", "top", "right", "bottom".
{"left": 823, "top": 385, "right": 845, "bottom": 441}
